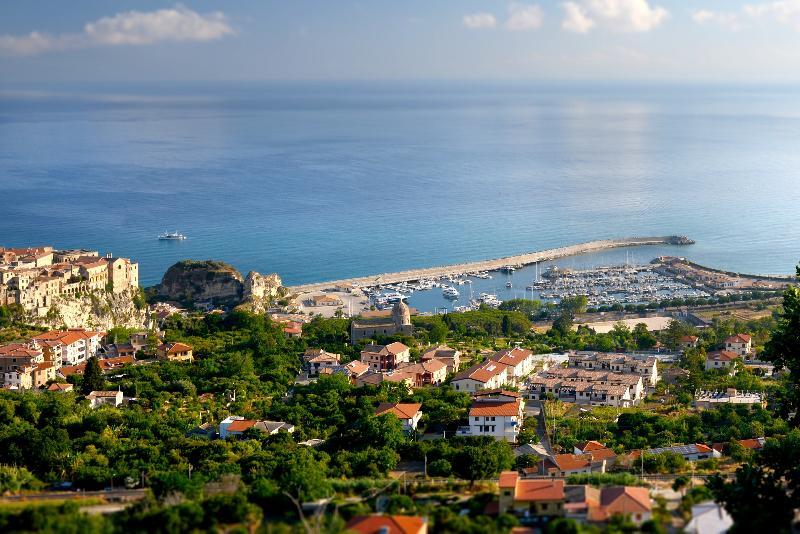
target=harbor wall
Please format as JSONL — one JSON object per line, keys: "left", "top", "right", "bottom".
{"left": 289, "top": 235, "right": 692, "bottom": 292}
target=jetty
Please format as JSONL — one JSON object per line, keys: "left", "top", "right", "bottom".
{"left": 289, "top": 235, "right": 693, "bottom": 292}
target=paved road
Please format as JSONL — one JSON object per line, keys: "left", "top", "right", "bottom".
{"left": 0, "top": 489, "right": 146, "bottom": 503}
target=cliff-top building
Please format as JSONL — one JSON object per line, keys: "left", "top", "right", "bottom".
{"left": 0, "top": 246, "right": 138, "bottom": 317}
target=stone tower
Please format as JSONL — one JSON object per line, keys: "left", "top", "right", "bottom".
{"left": 392, "top": 301, "right": 412, "bottom": 331}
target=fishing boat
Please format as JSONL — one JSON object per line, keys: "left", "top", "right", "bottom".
{"left": 159, "top": 231, "right": 187, "bottom": 240}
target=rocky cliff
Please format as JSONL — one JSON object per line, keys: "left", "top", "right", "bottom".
{"left": 241, "top": 271, "right": 283, "bottom": 312}
{"left": 34, "top": 288, "right": 149, "bottom": 331}
{"left": 156, "top": 260, "right": 283, "bottom": 310}
{"left": 156, "top": 260, "right": 245, "bottom": 306}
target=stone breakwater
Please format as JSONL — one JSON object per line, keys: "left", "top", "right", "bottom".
{"left": 289, "top": 236, "right": 694, "bottom": 292}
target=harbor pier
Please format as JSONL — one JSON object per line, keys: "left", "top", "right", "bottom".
{"left": 289, "top": 235, "right": 693, "bottom": 292}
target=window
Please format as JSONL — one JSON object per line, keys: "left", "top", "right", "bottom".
{"left": 475, "top": 417, "right": 479, "bottom": 422}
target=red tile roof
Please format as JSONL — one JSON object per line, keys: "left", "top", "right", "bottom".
{"left": 707, "top": 351, "right": 739, "bottom": 362}
{"left": 599, "top": 486, "right": 651, "bottom": 515}
{"left": 345, "top": 515, "right": 426, "bottom": 534}
{"left": 726, "top": 334, "right": 752, "bottom": 344}
{"left": 453, "top": 360, "right": 508, "bottom": 383}
{"left": 385, "top": 342, "right": 410, "bottom": 355}
{"left": 498, "top": 471, "right": 519, "bottom": 488}
{"left": 33, "top": 329, "right": 102, "bottom": 346}
{"left": 469, "top": 399, "right": 521, "bottom": 417}
{"left": 514, "top": 479, "right": 565, "bottom": 502}
{"left": 375, "top": 402, "right": 422, "bottom": 420}
{"left": 576, "top": 440, "right": 607, "bottom": 452}
{"left": 491, "top": 347, "right": 533, "bottom": 367}
{"left": 226, "top": 419, "right": 257, "bottom": 433}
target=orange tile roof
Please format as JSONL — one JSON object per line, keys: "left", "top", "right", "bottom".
{"left": 576, "top": 440, "right": 607, "bottom": 452}
{"left": 33, "top": 330, "right": 101, "bottom": 346}
{"left": 345, "top": 515, "right": 426, "bottom": 534}
{"left": 345, "top": 360, "right": 370, "bottom": 375}
{"left": 226, "top": 419, "right": 257, "bottom": 433}
{"left": 599, "top": 486, "right": 651, "bottom": 516}
{"left": 453, "top": 360, "right": 508, "bottom": 383}
{"left": 375, "top": 402, "right": 422, "bottom": 420}
{"left": 160, "top": 342, "right": 192, "bottom": 354}
{"left": 498, "top": 471, "right": 518, "bottom": 488}
{"left": 491, "top": 347, "right": 533, "bottom": 367}
{"left": 47, "top": 382, "right": 73, "bottom": 391}
{"left": 726, "top": 334, "right": 752, "bottom": 344}
{"left": 514, "top": 479, "right": 565, "bottom": 502}
{"left": 469, "top": 399, "right": 521, "bottom": 417}
{"left": 707, "top": 351, "right": 739, "bottom": 362}
{"left": 551, "top": 453, "right": 593, "bottom": 472}
{"left": 384, "top": 342, "right": 409, "bottom": 354}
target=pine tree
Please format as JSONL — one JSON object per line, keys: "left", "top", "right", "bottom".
{"left": 81, "top": 355, "right": 105, "bottom": 394}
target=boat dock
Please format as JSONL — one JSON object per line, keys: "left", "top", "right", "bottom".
{"left": 289, "top": 235, "right": 693, "bottom": 292}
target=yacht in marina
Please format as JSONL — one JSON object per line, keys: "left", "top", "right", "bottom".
{"left": 442, "top": 285, "right": 460, "bottom": 299}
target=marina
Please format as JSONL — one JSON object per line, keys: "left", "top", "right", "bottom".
{"left": 291, "top": 236, "right": 711, "bottom": 316}
{"left": 361, "top": 261, "right": 709, "bottom": 313}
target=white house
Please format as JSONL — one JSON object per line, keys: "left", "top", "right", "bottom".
{"left": 451, "top": 360, "right": 510, "bottom": 393}
{"left": 490, "top": 348, "right": 536, "bottom": 381}
{"left": 459, "top": 390, "right": 524, "bottom": 442}
{"left": 724, "top": 334, "right": 752, "bottom": 357}
{"left": 219, "top": 415, "right": 295, "bottom": 439}
{"left": 685, "top": 501, "right": 733, "bottom": 534}
{"left": 705, "top": 351, "right": 738, "bottom": 374}
{"left": 86, "top": 390, "right": 123, "bottom": 408}
{"left": 33, "top": 329, "right": 103, "bottom": 367}
{"left": 374, "top": 402, "right": 423, "bottom": 432}
{"left": 305, "top": 350, "right": 341, "bottom": 375}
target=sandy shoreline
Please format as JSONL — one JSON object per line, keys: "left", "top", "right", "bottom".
{"left": 289, "top": 235, "right": 693, "bottom": 295}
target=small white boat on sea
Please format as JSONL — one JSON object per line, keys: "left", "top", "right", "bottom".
{"left": 159, "top": 231, "right": 187, "bottom": 240}
{"left": 442, "top": 285, "right": 460, "bottom": 299}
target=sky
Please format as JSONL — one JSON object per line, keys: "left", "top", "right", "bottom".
{"left": 2, "top": 0, "right": 800, "bottom": 83}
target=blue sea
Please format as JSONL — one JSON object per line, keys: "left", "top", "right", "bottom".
{"left": 1, "top": 82, "right": 799, "bottom": 289}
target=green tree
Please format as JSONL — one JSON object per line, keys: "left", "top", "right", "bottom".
{"left": 81, "top": 355, "right": 105, "bottom": 394}
{"left": 763, "top": 265, "right": 800, "bottom": 424}
{"left": 633, "top": 322, "right": 657, "bottom": 350}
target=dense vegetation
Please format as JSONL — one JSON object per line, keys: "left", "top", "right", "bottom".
{"left": 0, "top": 265, "right": 797, "bottom": 531}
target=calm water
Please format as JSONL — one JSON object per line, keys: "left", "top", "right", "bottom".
{"left": 1, "top": 82, "right": 799, "bottom": 287}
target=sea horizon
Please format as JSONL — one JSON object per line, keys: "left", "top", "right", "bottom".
{"left": 3, "top": 80, "right": 799, "bottom": 286}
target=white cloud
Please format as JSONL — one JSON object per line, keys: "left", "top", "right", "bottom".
{"left": 463, "top": 12, "right": 498, "bottom": 29}
{"left": 562, "top": 2, "right": 595, "bottom": 33}
{"left": 0, "top": 5, "right": 233, "bottom": 57}
{"left": 506, "top": 4, "right": 544, "bottom": 31}
{"left": 691, "top": 9, "right": 741, "bottom": 30}
{"left": 744, "top": 0, "right": 800, "bottom": 30}
{"left": 561, "top": 0, "right": 669, "bottom": 33}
